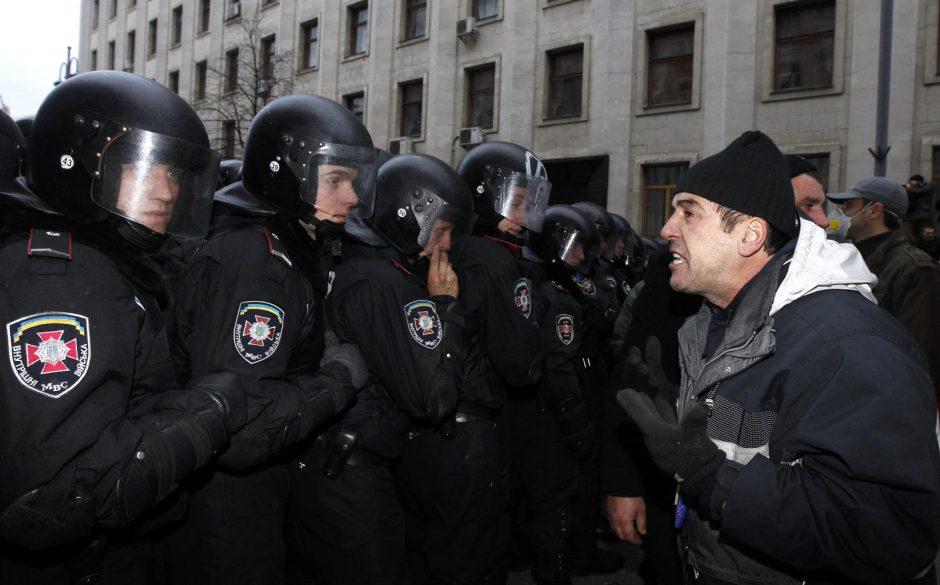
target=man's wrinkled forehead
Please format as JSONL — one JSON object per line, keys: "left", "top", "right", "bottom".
{"left": 672, "top": 192, "right": 714, "bottom": 211}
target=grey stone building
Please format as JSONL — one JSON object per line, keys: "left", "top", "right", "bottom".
{"left": 80, "top": 0, "right": 940, "bottom": 235}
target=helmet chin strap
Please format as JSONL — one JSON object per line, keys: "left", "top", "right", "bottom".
{"left": 113, "top": 217, "right": 167, "bottom": 253}
{"left": 301, "top": 209, "right": 345, "bottom": 241}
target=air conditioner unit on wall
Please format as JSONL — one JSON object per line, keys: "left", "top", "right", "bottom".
{"left": 388, "top": 137, "right": 413, "bottom": 155}
{"left": 458, "top": 127, "right": 485, "bottom": 150}
{"left": 456, "top": 17, "right": 477, "bottom": 43}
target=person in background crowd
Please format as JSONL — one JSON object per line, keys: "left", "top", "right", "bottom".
{"left": 785, "top": 155, "right": 829, "bottom": 229}
{"left": 903, "top": 173, "right": 935, "bottom": 242}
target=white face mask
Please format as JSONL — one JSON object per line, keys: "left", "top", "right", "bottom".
{"left": 827, "top": 201, "right": 873, "bottom": 238}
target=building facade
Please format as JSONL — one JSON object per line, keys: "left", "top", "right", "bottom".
{"left": 79, "top": 0, "right": 940, "bottom": 235}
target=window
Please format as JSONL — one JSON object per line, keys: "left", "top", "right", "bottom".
{"left": 261, "top": 35, "right": 276, "bottom": 81}
{"left": 198, "top": 0, "right": 211, "bottom": 34}
{"left": 404, "top": 0, "right": 427, "bottom": 40}
{"left": 148, "top": 19, "right": 158, "bottom": 56}
{"left": 171, "top": 6, "right": 183, "bottom": 46}
{"left": 466, "top": 64, "right": 495, "bottom": 128}
{"left": 472, "top": 0, "right": 498, "bottom": 20}
{"left": 108, "top": 0, "right": 117, "bottom": 19}
{"left": 128, "top": 0, "right": 136, "bottom": 9}
{"left": 300, "top": 19, "right": 319, "bottom": 70}
{"left": 195, "top": 60, "right": 207, "bottom": 101}
{"left": 222, "top": 121, "right": 237, "bottom": 159}
{"left": 794, "top": 153, "right": 831, "bottom": 191}
{"left": 168, "top": 70, "right": 180, "bottom": 93}
{"left": 642, "top": 163, "right": 688, "bottom": 236}
{"left": 399, "top": 80, "right": 423, "bottom": 137}
{"left": 647, "top": 24, "right": 694, "bottom": 107}
{"left": 344, "top": 92, "right": 365, "bottom": 121}
{"left": 225, "top": 49, "right": 239, "bottom": 93}
{"left": 547, "top": 45, "right": 583, "bottom": 119}
{"left": 932, "top": 146, "right": 940, "bottom": 188}
{"left": 92, "top": 0, "right": 99, "bottom": 28}
{"left": 107, "top": 41, "right": 116, "bottom": 70}
{"left": 125, "top": 30, "right": 136, "bottom": 72}
{"left": 90, "top": 50, "right": 98, "bottom": 71}
{"left": 774, "top": 0, "right": 835, "bottom": 92}
{"left": 226, "top": 0, "right": 242, "bottom": 20}
{"left": 348, "top": 3, "right": 369, "bottom": 56}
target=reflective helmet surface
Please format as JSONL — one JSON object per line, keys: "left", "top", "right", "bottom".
{"left": 27, "top": 71, "right": 219, "bottom": 237}
{"left": 370, "top": 153, "right": 476, "bottom": 258}
{"left": 573, "top": 201, "right": 616, "bottom": 260}
{"left": 14, "top": 115, "right": 33, "bottom": 140}
{"left": 608, "top": 212, "right": 636, "bottom": 262}
{"left": 0, "top": 110, "right": 26, "bottom": 185}
{"left": 241, "top": 94, "right": 378, "bottom": 220}
{"left": 217, "top": 159, "right": 244, "bottom": 189}
{"left": 530, "top": 204, "right": 599, "bottom": 274}
{"left": 456, "top": 141, "right": 550, "bottom": 233}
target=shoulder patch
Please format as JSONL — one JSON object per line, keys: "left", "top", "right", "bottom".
{"left": 263, "top": 227, "right": 293, "bottom": 267}
{"left": 7, "top": 312, "right": 91, "bottom": 398}
{"left": 27, "top": 229, "right": 72, "bottom": 260}
{"left": 513, "top": 277, "right": 533, "bottom": 319}
{"left": 403, "top": 300, "right": 443, "bottom": 349}
{"left": 556, "top": 313, "right": 575, "bottom": 346}
{"left": 605, "top": 276, "right": 617, "bottom": 290}
{"left": 233, "top": 301, "right": 286, "bottom": 364}
{"left": 572, "top": 273, "right": 596, "bottom": 296}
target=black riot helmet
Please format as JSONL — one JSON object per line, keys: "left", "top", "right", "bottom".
{"left": 14, "top": 115, "right": 33, "bottom": 140}
{"left": 217, "top": 159, "right": 243, "bottom": 189}
{"left": 0, "top": 110, "right": 27, "bottom": 186}
{"left": 241, "top": 94, "right": 379, "bottom": 231}
{"left": 529, "top": 204, "right": 599, "bottom": 275}
{"left": 369, "top": 153, "right": 476, "bottom": 260}
{"left": 27, "top": 71, "right": 220, "bottom": 242}
{"left": 608, "top": 212, "right": 636, "bottom": 265}
{"left": 455, "top": 141, "right": 550, "bottom": 240}
{"left": 572, "top": 201, "right": 616, "bottom": 261}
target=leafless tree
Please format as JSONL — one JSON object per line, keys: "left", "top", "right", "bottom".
{"left": 197, "top": 8, "right": 296, "bottom": 157}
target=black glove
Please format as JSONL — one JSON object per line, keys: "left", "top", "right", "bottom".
{"left": 616, "top": 388, "right": 725, "bottom": 509}
{"left": 187, "top": 371, "right": 252, "bottom": 433}
{"left": 0, "top": 467, "right": 96, "bottom": 551}
{"left": 320, "top": 329, "right": 369, "bottom": 390}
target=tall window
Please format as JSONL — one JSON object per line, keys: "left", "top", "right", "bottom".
{"left": 108, "top": 0, "right": 117, "bottom": 19}
{"left": 404, "top": 0, "right": 427, "bottom": 40}
{"left": 472, "top": 0, "right": 498, "bottom": 20}
{"left": 647, "top": 24, "right": 694, "bottom": 107}
{"left": 399, "top": 80, "right": 423, "bottom": 137}
{"left": 348, "top": 3, "right": 369, "bottom": 56}
{"left": 932, "top": 146, "right": 940, "bottom": 189}
{"left": 225, "top": 49, "right": 239, "bottom": 93}
{"left": 222, "top": 121, "right": 237, "bottom": 159}
{"left": 547, "top": 45, "right": 583, "bottom": 119}
{"left": 642, "top": 163, "right": 688, "bottom": 235}
{"left": 344, "top": 92, "right": 365, "bottom": 121}
{"left": 171, "top": 6, "right": 183, "bottom": 46}
{"left": 128, "top": 0, "right": 137, "bottom": 9}
{"left": 91, "top": 50, "right": 98, "bottom": 71}
{"left": 774, "top": 0, "right": 835, "bottom": 91}
{"left": 301, "top": 19, "right": 319, "bottom": 70}
{"left": 148, "top": 19, "right": 158, "bottom": 56}
{"left": 168, "top": 70, "right": 180, "bottom": 93}
{"left": 125, "top": 30, "right": 136, "bottom": 72}
{"left": 92, "top": 0, "right": 99, "bottom": 28}
{"left": 195, "top": 60, "right": 207, "bottom": 100}
{"left": 466, "top": 64, "right": 495, "bottom": 128}
{"left": 226, "top": 0, "right": 242, "bottom": 20}
{"left": 261, "top": 35, "right": 276, "bottom": 80}
{"left": 198, "top": 0, "right": 211, "bottom": 34}
{"left": 107, "top": 41, "right": 116, "bottom": 70}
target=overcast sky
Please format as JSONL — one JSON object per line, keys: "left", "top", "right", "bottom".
{"left": 0, "top": 0, "right": 81, "bottom": 119}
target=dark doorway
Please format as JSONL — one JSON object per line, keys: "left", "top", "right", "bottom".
{"left": 543, "top": 155, "right": 609, "bottom": 207}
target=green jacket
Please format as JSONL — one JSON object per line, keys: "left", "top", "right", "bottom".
{"left": 862, "top": 228, "right": 940, "bottom": 388}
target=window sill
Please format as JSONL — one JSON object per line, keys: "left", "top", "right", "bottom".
{"left": 298, "top": 66, "right": 319, "bottom": 76}
{"left": 538, "top": 114, "right": 586, "bottom": 127}
{"left": 196, "top": 30, "right": 210, "bottom": 39}
{"left": 541, "top": 0, "right": 579, "bottom": 9}
{"left": 342, "top": 52, "right": 369, "bottom": 64}
{"left": 169, "top": 42, "right": 182, "bottom": 50}
{"left": 398, "top": 36, "right": 428, "bottom": 48}
{"left": 762, "top": 85, "right": 841, "bottom": 103}
{"left": 636, "top": 101, "right": 699, "bottom": 117}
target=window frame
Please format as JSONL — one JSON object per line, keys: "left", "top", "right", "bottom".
{"left": 194, "top": 60, "right": 208, "bottom": 101}
{"left": 299, "top": 18, "right": 320, "bottom": 71}
{"left": 471, "top": 0, "right": 499, "bottom": 21}
{"left": 772, "top": 0, "right": 836, "bottom": 93}
{"left": 398, "top": 78, "right": 426, "bottom": 139}
{"left": 168, "top": 69, "right": 180, "bottom": 94}
{"left": 541, "top": 41, "right": 588, "bottom": 124}
{"left": 197, "top": 0, "right": 211, "bottom": 34}
{"left": 224, "top": 48, "right": 239, "bottom": 94}
{"left": 924, "top": 0, "right": 940, "bottom": 84}
{"left": 147, "top": 18, "right": 158, "bottom": 57}
{"left": 125, "top": 29, "right": 136, "bottom": 72}
{"left": 347, "top": 2, "right": 370, "bottom": 58}
{"left": 465, "top": 63, "right": 497, "bottom": 129}
{"left": 779, "top": 142, "right": 842, "bottom": 194}
{"left": 403, "top": 0, "right": 428, "bottom": 42}
{"left": 646, "top": 24, "right": 695, "bottom": 108}
{"left": 343, "top": 91, "right": 367, "bottom": 123}
{"left": 170, "top": 5, "right": 183, "bottom": 48}
{"left": 261, "top": 34, "right": 277, "bottom": 81}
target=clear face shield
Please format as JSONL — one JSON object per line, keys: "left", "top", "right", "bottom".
{"left": 279, "top": 136, "right": 380, "bottom": 222}
{"left": 491, "top": 172, "right": 551, "bottom": 233}
{"left": 91, "top": 127, "right": 220, "bottom": 237}
{"left": 411, "top": 188, "right": 476, "bottom": 258}
{"left": 553, "top": 224, "right": 597, "bottom": 275}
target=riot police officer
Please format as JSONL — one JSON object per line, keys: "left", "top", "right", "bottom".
{"left": 164, "top": 94, "right": 375, "bottom": 585}
{"left": 0, "top": 70, "right": 251, "bottom": 584}
{"left": 290, "top": 153, "right": 473, "bottom": 584}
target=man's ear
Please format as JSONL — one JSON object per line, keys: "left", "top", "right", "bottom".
{"left": 869, "top": 201, "right": 886, "bottom": 222}
{"left": 739, "top": 217, "right": 768, "bottom": 257}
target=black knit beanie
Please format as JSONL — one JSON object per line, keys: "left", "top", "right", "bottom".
{"left": 675, "top": 131, "right": 798, "bottom": 238}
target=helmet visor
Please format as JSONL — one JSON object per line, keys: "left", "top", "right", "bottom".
{"left": 412, "top": 188, "right": 476, "bottom": 259}
{"left": 93, "top": 129, "right": 220, "bottom": 237}
{"left": 493, "top": 172, "right": 551, "bottom": 233}
{"left": 553, "top": 223, "right": 597, "bottom": 275}
{"left": 294, "top": 141, "right": 379, "bottom": 220}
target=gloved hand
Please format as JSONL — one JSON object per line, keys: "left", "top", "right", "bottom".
{"left": 320, "top": 329, "right": 369, "bottom": 390}
{"left": 616, "top": 389, "right": 725, "bottom": 509}
{"left": 185, "top": 372, "right": 252, "bottom": 434}
{"left": 0, "top": 467, "right": 96, "bottom": 551}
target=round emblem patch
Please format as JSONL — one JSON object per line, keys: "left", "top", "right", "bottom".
{"left": 404, "top": 300, "right": 443, "bottom": 349}
{"left": 555, "top": 313, "right": 575, "bottom": 346}
{"left": 572, "top": 273, "right": 596, "bottom": 296}
{"left": 233, "top": 301, "right": 285, "bottom": 364}
{"left": 513, "top": 278, "right": 532, "bottom": 319}
{"left": 7, "top": 312, "right": 91, "bottom": 398}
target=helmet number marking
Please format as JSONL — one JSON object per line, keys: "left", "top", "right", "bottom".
{"left": 60, "top": 155, "right": 75, "bottom": 170}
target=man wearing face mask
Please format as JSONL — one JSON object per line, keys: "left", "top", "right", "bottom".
{"left": 827, "top": 177, "right": 940, "bottom": 393}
